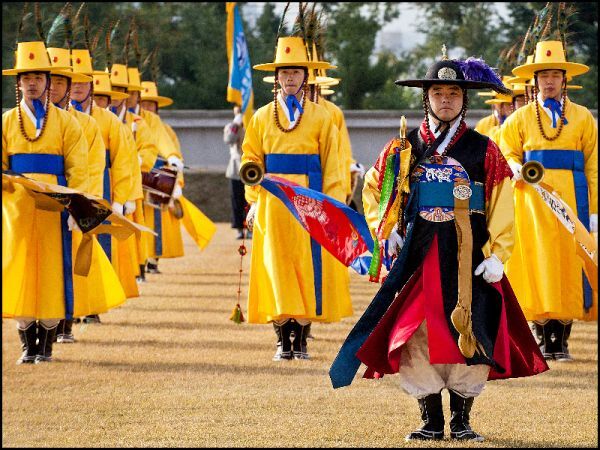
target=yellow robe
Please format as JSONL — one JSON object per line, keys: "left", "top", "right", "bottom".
{"left": 68, "top": 107, "right": 127, "bottom": 316}
{"left": 319, "top": 97, "right": 354, "bottom": 198}
{"left": 474, "top": 113, "right": 497, "bottom": 137}
{"left": 500, "top": 98, "right": 598, "bottom": 321}
{"left": 92, "top": 105, "right": 139, "bottom": 298}
{"left": 139, "top": 109, "right": 184, "bottom": 259}
{"left": 125, "top": 111, "right": 158, "bottom": 268}
{"left": 242, "top": 100, "right": 352, "bottom": 324}
{"left": 3, "top": 103, "right": 88, "bottom": 319}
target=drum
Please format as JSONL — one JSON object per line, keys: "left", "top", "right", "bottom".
{"left": 142, "top": 166, "right": 178, "bottom": 210}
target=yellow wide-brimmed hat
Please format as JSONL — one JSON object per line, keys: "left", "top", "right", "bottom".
{"left": 512, "top": 41, "right": 589, "bottom": 79}
{"left": 254, "top": 37, "right": 334, "bottom": 71}
{"left": 320, "top": 88, "right": 335, "bottom": 96}
{"left": 71, "top": 49, "right": 94, "bottom": 76}
{"left": 3, "top": 41, "right": 70, "bottom": 76}
{"left": 509, "top": 72, "right": 582, "bottom": 90}
{"left": 92, "top": 71, "right": 129, "bottom": 100}
{"left": 47, "top": 47, "right": 92, "bottom": 82}
{"left": 140, "top": 81, "right": 173, "bottom": 107}
{"left": 127, "top": 67, "right": 143, "bottom": 91}
{"left": 109, "top": 63, "right": 130, "bottom": 88}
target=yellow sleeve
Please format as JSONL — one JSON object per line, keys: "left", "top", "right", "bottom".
{"left": 164, "top": 123, "right": 183, "bottom": 158}
{"left": 135, "top": 117, "right": 159, "bottom": 172}
{"left": 84, "top": 117, "right": 107, "bottom": 198}
{"left": 63, "top": 113, "right": 89, "bottom": 193}
{"left": 241, "top": 112, "right": 264, "bottom": 204}
{"left": 157, "top": 120, "right": 183, "bottom": 160}
{"left": 319, "top": 113, "right": 344, "bottom": 202}
{"left": 121, "top": 123, "right": 143, "bottom": 201}
{"left": 582, "top": 112, "right": 598, "bottom": 214}
{"left": 2, "top": 113, "right": 8, "bottom": 170}
{"left": 362, "top": 165, "right": 382, "bottom": 238}
{"left": 482, "top": 141, "right": 515, "bottom": 264}
{"left": 337, "top": 113, "right": 353, "bottom": 197}
{"left": 498, "top": 113, "right": 523, "bottom": 165}
{"left": 108, "top": 116, "right": 134, "bottom": 205}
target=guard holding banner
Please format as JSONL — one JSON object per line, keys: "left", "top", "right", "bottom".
{"left": 500, "top": 38, "right": 598, "bottom": 361}
{"left": 241, "top": 29, "right": 352, "bottom": 361}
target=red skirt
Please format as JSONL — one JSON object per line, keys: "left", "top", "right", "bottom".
{"left": 356, "top": 234, "right": 549, "bottom": 381}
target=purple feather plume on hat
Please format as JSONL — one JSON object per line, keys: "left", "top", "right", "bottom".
{"left": 456, "top": 57, "right": 511, "bottom": 95}
{"left": 457, "top": 57, "right": 503, "bottom": 85}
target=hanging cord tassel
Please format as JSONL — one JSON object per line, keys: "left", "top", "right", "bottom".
{"left": 231, "top": 205, "right": 249, "bottom": 324}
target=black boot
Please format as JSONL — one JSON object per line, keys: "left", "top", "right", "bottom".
{"left": 449, "top": 390, "right": 484, "bottom": 441}
{"left": 16, "top": 322, "right": 38, "bottom": 365}
{"left": 56, "top": 319, "right": 75, "bottom": 343}
{"left": 554, "top": 320, "right": 573, "bottom": 361}
{"left": 136, "top": 263, "right": 146, "bottom": 283}
{"left": 147, "top": 259, "right": 161, "bottom": 274}
{"left": 535, "top": 320, "right": 554, "bottom": 360}
{"left": 405, "top": 393, "right": 445, "bottom": 441}
{"left": 292, "top": 321, "right": 310, "bottom": 360}
{"left": 35, "top": 322, "right": 58, "bottom": 363}
{"left": 83, "top": 314, "right": 101, "bottom": 324}
{"left": 272, "top": 321, "right": 292, "bottom": 361}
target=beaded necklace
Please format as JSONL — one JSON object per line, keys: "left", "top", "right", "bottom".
{"left": 533, "top": 79, "right": 568, "bottom": 142}
{"left": 273, "top": 79, "right": 308, "bottom": 133}
{"left": 16, "top": 81, "right": 51, "bottom": 143}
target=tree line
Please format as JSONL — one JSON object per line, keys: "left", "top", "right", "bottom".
{"left": 2, "top": 2, "right": 597, "bottom": 111}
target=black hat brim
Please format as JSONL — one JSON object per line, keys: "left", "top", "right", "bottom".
{"left": 395, "top": 79, "right": 512, "bottom": 96}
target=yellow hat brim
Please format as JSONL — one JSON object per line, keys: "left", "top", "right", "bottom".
{"left": 320, "top": 88, "right": 335, "bottom": 96}
{"left": 93, "top": 90, "right": 130, "bottom": 100}
{"left": 477, "top": 90, "right": 496, "bottom": 97}
{"left": 3, "top": 66, "right": 70, "bottom": 76}
{"left": 512, "top": 61, "right": 589, "bottom": 79}
{"left": 254, "top": 61, "right": 334, "bottom": 72}
{"left": 51, "top": 69, "right": 93, "bottom": 82}
{"left": 141, "top": 95, "right": 173, "bottom": 107}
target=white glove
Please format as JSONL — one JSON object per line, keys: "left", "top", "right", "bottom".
{"left": 383, "top": 225, "right": 404, "bottom": 257}
{"left": 350, "top": 162, "right": 365, "bottom": 179}
{"left": 474, "top": 254, "right": 504, "bottom": 283}
{"left": 508, "top": 160, "right": 522, "bottom": 181}
{"left": 168, "top": 156, "right": 184, "bottom": 172}
{"left": 590, "top": 214, "right": 598, "bottom": 233}
{"left": 172, "top": 184, "right": 182, "bottom": 199}
{"left": 124, "top": 200, "right": 137, "bottom": 215}
{"left": 67, "top": 214, "right": 80, "bottom": 232}
{"left": 111, "top": 201, "right": 124, "bottom": 215}
{"left": 246, "top": 203, "right": 257, "bottom": 232}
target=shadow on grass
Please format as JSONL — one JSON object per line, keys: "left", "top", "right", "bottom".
{"left": 77, "top": 338, "right": 267, "bottom": 351}
{"left": 71, "top": 359, "right": 327, "bottom": 376}
{"left": 105, "top": 321, "right": 251, "bottom": 331}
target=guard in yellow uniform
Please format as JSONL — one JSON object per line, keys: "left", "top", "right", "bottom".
{"left": 500, "top": 39, "right": 598, "bottom": 361}
{"left": 242, "top": 35, "right": 351, "bottom": 361}
{"left": 45, "top": 14, "right": 126, "bottom": 340}
{"left": 2, "top": 39, "right": 88, "bottom": 364}
{"left": 138, "top": 77, "right": 185, "bottom": 271}
{"left": 108, "top": 32, "right": 158, "bottom": 283}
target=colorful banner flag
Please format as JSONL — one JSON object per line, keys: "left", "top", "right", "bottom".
{"left": 260, "top": 175, "right": 374, "bottom": 275}
{"left": 226, "top": 2, "right": 254, "bottom": 128}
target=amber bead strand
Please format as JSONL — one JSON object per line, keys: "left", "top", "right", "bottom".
{"left": 273, "top": 81, "right": 307, "bottom": 133}
{"left": 534, "top": 79, "right": 567, "bottom": 142}
{"left": 16, "top": 81, "right": 50, "bottom": 143}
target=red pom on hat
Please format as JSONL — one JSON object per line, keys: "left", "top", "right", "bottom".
{"left": 546, "top": 50, "right": 552, "bottom": 57}
{"left": 285, "top": 47, "right": 290, "bottom": 54}
{"left": 29, "top": 52, "right": 35, "bottom": 60}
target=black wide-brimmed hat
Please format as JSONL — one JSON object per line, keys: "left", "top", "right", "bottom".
{"left": 396, "top": 58, "right": 512, "bottom": 96}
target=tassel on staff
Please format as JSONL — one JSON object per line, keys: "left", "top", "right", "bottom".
{"left": 231, "top": 206, "right": 250, "bottom": 324}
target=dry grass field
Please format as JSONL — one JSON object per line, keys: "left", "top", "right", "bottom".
{"left": 2, "top": 223, "right": 598, "bottom": 448}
